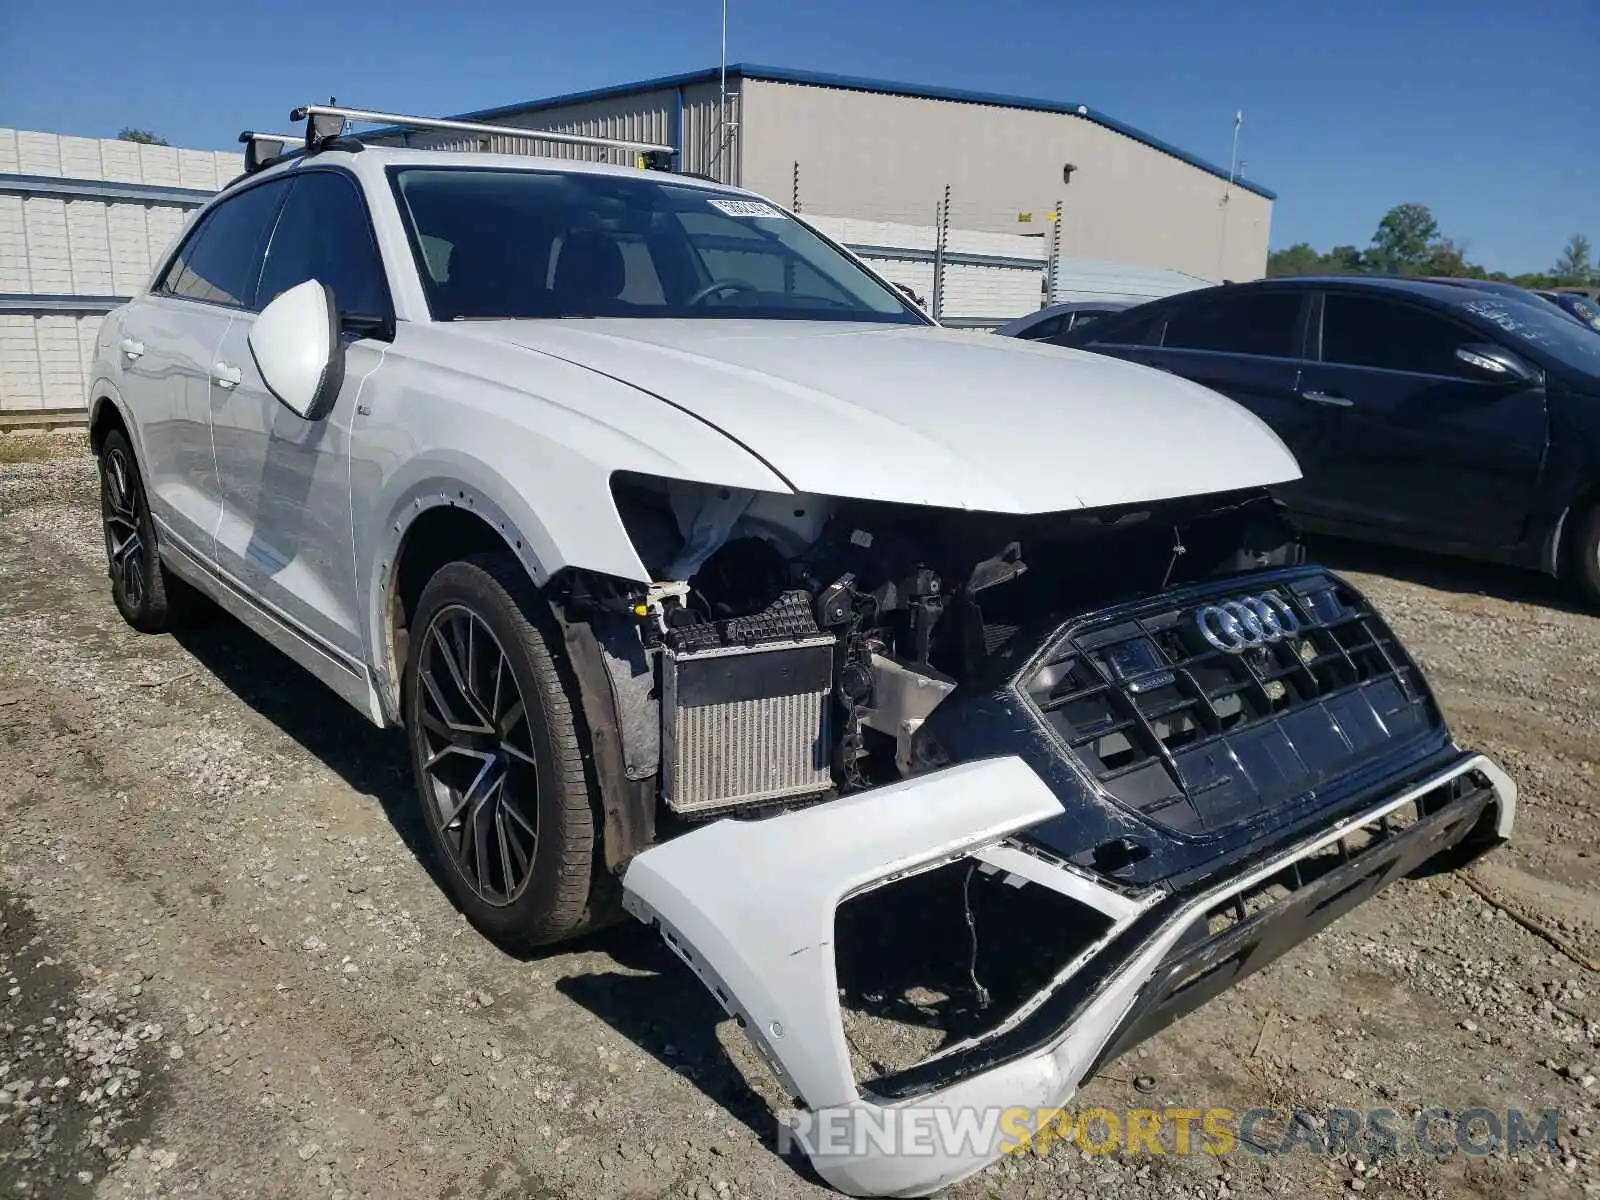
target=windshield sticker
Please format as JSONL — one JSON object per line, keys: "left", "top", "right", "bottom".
{"left": 1461, "top": 299, "right": 1523, "bottom": 333}
{"left": 1461, "top": 298, "right": 1600, "bottom": 369}
{"left": 706, "top": 198, "right": 785, "bottom": 219}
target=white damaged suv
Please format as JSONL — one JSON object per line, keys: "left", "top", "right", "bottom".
{"left": 89, "top": 111, "right": 1516, "bottom": 1196}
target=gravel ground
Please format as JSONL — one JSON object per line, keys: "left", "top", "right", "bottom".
{"left": 1, "top": 448, "right": 1596, "bottom": 1200}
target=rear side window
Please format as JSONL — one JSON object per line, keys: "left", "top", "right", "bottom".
{"left": 1163, "top": 292, "right": 1303, "bottom": 357}
{"left": 1016, "top": 314, "right": 1064, "bottom": 341}
{"left": 1091, "top": 310, "right": 1161, "bottom": 346}
{"left": 162, "top": 181, "right": 287, "bottom": 307}
{"left": 256, "top": 172, "right": 390, "bottom": 318}
{"left": 1321, "top": 294, "right": 1473, "bottom": 377}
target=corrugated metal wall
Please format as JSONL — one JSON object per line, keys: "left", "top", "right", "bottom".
{"left": 0, "top": 128, "right": 239, "bottom": 414}
{"left": 368, "top": 82, "right": 741, "bottom": 184}
{"left": 806, "top": 215, "right": 1046, "bottom": 324}
{"left": 1050, "top": 257, "right": 1212, "bottom": 305}
{"left": 680, "top": 82, "right": 739, "bottom": 184}
{"left": 739, "top": 80, "right": 1272, "bottom": 284}
{"left": 377, "top": 90, "right": 674, "bottom": 165}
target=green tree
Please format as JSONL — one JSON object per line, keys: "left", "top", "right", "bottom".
{"left": 116, "top": 128, "right": 168, "bottom": 146}
{"left": 1552, "top": 233, "right": 1594, "bottom": 285}
{"left": 1510, "top": 271, "right": 1557, "bottom": 290}
{"left": 1422, "top": 238, "right": 1474, "bottom": 278}
{"left": 1324, "top": 245, "right": 1366, "bottom": 273}
{"left": 1368, "top": 203, "right": 1440, "bottom": 275}
{"left": 1266, "top": 242, "right": 1325, "bottom": 276}
{"left": 1266, "top": 242, "right": 1367, "bottom": 276}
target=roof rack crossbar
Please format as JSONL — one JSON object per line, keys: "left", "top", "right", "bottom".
{"left": 288, "top": 104, "right": 676, "bottom": 156}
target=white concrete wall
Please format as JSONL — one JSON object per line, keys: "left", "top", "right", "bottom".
{"left": 0, "top": 128, "right": 241, "bottom": 413}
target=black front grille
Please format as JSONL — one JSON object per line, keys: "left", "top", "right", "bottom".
{"left": 1017, "top": 571, "right": 1439, "bottom": 835}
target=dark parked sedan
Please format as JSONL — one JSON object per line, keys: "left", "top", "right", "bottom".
{"left": 1545, "top": 290, "right": 1600, "bottom": 332}
{"left": 1065, "top": 276, "right": 1600, "bottom": 607}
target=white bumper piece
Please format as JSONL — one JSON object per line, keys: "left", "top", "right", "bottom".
{"left": 622, "top": 753, "right": 1516, "bottom": 1197}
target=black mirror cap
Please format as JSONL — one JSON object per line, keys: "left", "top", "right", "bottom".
{"left": 303, "top": 281, "right": 347, "bottom": 422}
{"left": 1455, "top": 343, "right": 1541, "bottom": 386}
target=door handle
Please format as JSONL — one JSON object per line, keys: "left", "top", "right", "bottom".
{"left": 119, "top": 337, "right": 144, "bottom": 360}
{"left": 213, "top": 362, "right": 243, "bottom": 389}
{"left": 1300, "top": 390, "right": 1353, "bottom": 407}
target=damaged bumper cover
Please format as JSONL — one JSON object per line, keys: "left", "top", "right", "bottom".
{"left": 622, "top": 752, "right": 1515, "bottom": 1197}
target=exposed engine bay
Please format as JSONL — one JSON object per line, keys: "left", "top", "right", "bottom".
{"left": 571, "top": 481, "right": 1509, "bottom": 1200}
{"left": 569, "top": 473, "right": 1303, "bottom": 819}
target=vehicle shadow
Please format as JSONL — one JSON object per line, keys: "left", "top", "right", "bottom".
{"left": 1303, "top": 534, "right": 1585, "bottom": 616}
{"left": 168, "top": 613, "right": 808, "bottom": 1171}
{"left": 168, "top": 618, "right": 447, "bottom": 899}
{"left": 556, "top": 926, "right": 819, "bottom": 1178}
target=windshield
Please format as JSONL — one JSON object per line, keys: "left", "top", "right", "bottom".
{"left": 1455, "top": 295, "right": 1600, "bottom": 380}
{"left": 390, "top": 166, "right": 925, "bottom": 324}
{"left": 1560, "top": 293, "right": 1600, "bottom": 331}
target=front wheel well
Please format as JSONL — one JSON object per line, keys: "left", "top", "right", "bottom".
{"left": 89, "top": 398, "right": 127, "bottom": 456}
{"left": 1557, "top": 481, "right": 1600, "bottom": 577}
{"left": 388, "top": 506, "right": 523, "bottom": 682}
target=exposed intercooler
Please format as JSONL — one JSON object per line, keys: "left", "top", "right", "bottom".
{"left": 661, "top": 596, "right": 836, "bottom": 815}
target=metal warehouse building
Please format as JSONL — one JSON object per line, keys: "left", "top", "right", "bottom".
{"left": 0, "top": 66, "right": 1275, "bottom": 415}
{"left": 372, "top": 64, "right": 1275, "bottom": 309}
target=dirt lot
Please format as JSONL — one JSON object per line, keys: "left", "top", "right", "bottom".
{"left": 1, "top": 441, "right": 1596, "bottom": 1200}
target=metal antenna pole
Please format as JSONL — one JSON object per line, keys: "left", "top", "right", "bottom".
{"left": 708, "top": 0, "right": 737, "bottom": 179}
{"left": 1217, "top": 110, "right": 1241, "bottom": 280}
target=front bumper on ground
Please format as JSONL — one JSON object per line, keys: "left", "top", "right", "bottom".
{"left": 622, "top": 751, "right": 1515, "bottom": 1198}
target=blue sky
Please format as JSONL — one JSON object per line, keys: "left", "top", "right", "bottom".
{"left": 2, "top": 0, "right": 1593, "bottom": 274}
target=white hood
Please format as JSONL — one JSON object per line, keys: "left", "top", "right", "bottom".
{"left": 454, "top": 319, "right": 1301, "bottom": 513}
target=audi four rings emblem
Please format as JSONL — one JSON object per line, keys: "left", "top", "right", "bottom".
{"left": 1196, "top": 594, "right": 1302, "bottom": 653}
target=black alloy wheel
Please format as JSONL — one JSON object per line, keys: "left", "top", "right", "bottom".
{"left": 414, "top": 604, "right": 542, "bottom": 906}
{"left": 1572, "top": 502, "right": 1600, "bottom": 611}
{"left": 102, "top": 439, "right": 147, "bottom": 611}
{"left": 98, "top": 428, "right": 184, "bottom": 633}
{"left": 403, "top": 555, "right": 599, "bottom": 950}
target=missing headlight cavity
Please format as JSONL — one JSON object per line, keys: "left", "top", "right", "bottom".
{"left": 833, "top": 858, "right": 1114, "bottom": 1085}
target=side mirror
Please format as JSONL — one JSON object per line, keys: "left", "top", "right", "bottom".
{"left": 1455, "top": 343, "right": 1539, "bottom": 386}
{"left": 248, "top": 280, "right": 345, "bottom": 421}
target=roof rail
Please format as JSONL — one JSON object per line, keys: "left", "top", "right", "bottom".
{"left": 288, "top": 103, "right": 678, "bottom": 170}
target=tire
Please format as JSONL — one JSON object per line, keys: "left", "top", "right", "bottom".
{"left": 1571, "top": 502, "right": 1600, "bottom": 612}
{"left": 403, "top": 554, "right": 598, "bottom": 951}
{"left": 99, "top": 429, "right": 188, "bottom": 633}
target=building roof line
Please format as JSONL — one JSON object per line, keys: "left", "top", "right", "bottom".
{"left": 364, "top": 64, "right": 1276, "bottom": 200}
